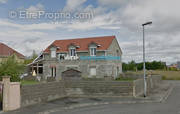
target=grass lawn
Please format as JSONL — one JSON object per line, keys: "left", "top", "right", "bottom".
{"left": 21, "top": 80, "right": 40, "bottom": 85}
{"left": 125, "top": 70, "right": 180, "bottom": 80}
{"left": 115, "top": 77, "right": 134, "bottom": 81}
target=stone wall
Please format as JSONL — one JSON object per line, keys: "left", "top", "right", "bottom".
{"left": 21, "top": 75, "right": 161, "bottom": 107}
{"left": 43, "top": 59, "right": 122, "bottom": 80}
{"left": 133, "top": 75, "right": 162, "bottom": 97}
{"left": 64, "top": 81, "right": 133, "bottom": 97}
{"left": 21, "top": 81, "right": 133, "bottom": 107}
{"left": 21, "top": 82, "right": 66, "bottom": 107}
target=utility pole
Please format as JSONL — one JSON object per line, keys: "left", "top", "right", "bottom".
{"left": 142, "top": 21, "right": 152, "bottom": 97}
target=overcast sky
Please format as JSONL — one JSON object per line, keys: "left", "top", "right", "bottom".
{"left": 0, "top": 0, "right": 179, "bottom": 65}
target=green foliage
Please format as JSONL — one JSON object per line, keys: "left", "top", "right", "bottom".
{"left": 21, "top": 80, "right": 39, "bottom": 85}
{"left": 0, "top": 55, "right": 25, "bottom": 82}
{"left": 24, "top": 50, "right": 38, "bottom": 65}
{"left": 168, "top": 67, "right": 178, "bottom": 71}
{"left": 122, "top": 60, "right": 137, "bottom": 72}
{"left": 115, "top": 77, "right": 134, "bottom": 81}
{"left": 123, "top": 60, "right": 166, "bottom": 72}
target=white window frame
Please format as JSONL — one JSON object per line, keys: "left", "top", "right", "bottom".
{"left": 90, "top": 47, "right": 96, "bottom": 56}
{"left": 51, "top": 50, "right": 56, "bottom": 58}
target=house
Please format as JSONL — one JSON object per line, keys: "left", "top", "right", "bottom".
{"left": 168, "top": 63, "right": 178, "bottom": 70}
{"left": 0, "top": 43, "right": 25, "bottom": 63}
{"left": 177, "top": 61, "right": 180, "bottom": 70}
{"left": 29, "top": 36, "right": 122, "bottom": 80}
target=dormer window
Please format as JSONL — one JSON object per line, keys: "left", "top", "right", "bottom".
{"left": 90, "top": 47, "right": 96, "bottom": 56}
{"left": 70, "top": 48, "right": 76, "bottom": 56}
{"left": 51, "top": 50, "right": 56, "bottom": 58}
{"left": 89, "top": 42, "right": 97, "bottom": 56}
{"left": 50, "top": 46, "right": 57, "bottom": 58}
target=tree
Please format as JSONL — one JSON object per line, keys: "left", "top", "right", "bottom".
{"left": 24, "top": 50, "right": 38, "bottom": 65}
{"left": 123, "top": 61, "right": 166, "bottom": 72}
{"left": 0, "top": 55, "right": 25, "bottom": 82}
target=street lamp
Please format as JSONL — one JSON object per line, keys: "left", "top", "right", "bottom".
{"left": 142, "top": 21, "right": 152, "bottom": 97}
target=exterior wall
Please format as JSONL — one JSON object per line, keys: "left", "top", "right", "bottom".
{"left": 20, "top": 75, "right": 162, "bottom": 107}
{"left": 65, "top": 81, "right": 133, "bottom": 97}
{"left": 21, "top": 82, "right": 66, "bottom": 107}
{"left": 2, "top": 77, "right": 21, "bottom": 111}
{"left": 41, "top": 38, "right": 122, "bottom": 80}
{"left": 9, "top": 82, "right": 21, "bottom": 110}
{"left": 21, "top": 81, "right": 133, "bottom": 107}
{"left": 133, "top": 75, "right": 162, "bottom": 97}
{"left": 43, "top": 59, "right": 121, "bottom": 80}
{"left": 106, "top": 38, "right": 122, "bottom": 75}
{"left": 0, "top": 56, "right": 24, "bottom": 63}
{"left": 106, "top": 38, "right": 122, "bottom": 56}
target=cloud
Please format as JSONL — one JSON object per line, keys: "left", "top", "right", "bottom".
{"left": 1, "top": 0, "right": 180, "bottom": 64}
{"left": 0, "top": 0, "right": 7, "bottom": 4}
{"left": 95, "top": 0, "right": 180, "bottom": 64}
{"left": 63, "top": 0, "right": 87, "bottom": 11}
{"left": 26, "top": 3, "right": 44, "bottom": 12}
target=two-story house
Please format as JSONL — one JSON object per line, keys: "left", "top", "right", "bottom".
{"left": 29, "top": 36, "right": 122, "bottom": 80}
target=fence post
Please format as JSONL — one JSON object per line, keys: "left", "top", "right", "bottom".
{"left": 2, "top": 76, "right": 10, "bottom": 111}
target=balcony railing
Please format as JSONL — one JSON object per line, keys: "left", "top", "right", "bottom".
{"left": 79, "top": 56, "right": 120, "bottom": 60}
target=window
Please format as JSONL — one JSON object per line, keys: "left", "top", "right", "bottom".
{"left": 90, "top": 48, "right": 96, "bottom": 56}
{"left": 70, "top": 48, "right": 76, "bottom": 56}
{"left": 51, "top": 67, "right": 56, "bottom": 77}
{"left": 59, "top": 54, "right": 65, "bottom": 60}
{"left": 51, "top": 68, "right": 54, "bottom": 77}
{"left": 51, "top": 50, "right": 56, "bottom": 58}
{"left": 38, "top": 64, "right": 43, "bottom": 74}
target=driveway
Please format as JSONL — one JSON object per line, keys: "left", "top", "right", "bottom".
{"left": 3, "top": 81, "right": 179, "bottom": 114}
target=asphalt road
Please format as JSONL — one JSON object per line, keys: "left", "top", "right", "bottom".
{"left": 51, "top": 81, "right": 180, "bottom": 114}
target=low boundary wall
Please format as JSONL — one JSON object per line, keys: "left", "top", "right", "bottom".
{"left": 20, "top": 75, "right": 162, "bottom": 107}
{"left": 133, "top": 75, "right": 162, "bottom": 97}
{"left": 65, "top": 81, "right": 133, "bottom": 97}
{"left": 21, "top": 82, "right": 66, "bottom": 107}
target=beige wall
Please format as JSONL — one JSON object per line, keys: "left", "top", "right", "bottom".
{"left": 2, "top": 77, "right": 21, "bottom": 111}
{"left": 0, "top": 56, "right": 24, "bottom": 63}
{"left": 9, "top": 82, "right": 21, "bottom": 110}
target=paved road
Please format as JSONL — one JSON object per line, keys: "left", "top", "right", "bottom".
{"left": 3, "top": 81, "right": 180, "bottom": 114}
{"left": 49, "top": 81, "right": 180, "bottom": 114}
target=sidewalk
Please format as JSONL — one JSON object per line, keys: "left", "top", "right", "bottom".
{"left": 2, "top": 81, "right": 172, "bottom": 114}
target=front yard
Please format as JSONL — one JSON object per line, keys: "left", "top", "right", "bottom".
{"left": 125, "top": 70, "right": 180, "bottom": 80}
{"left": 21, "top": 80, "right": 40, "bottom": 85}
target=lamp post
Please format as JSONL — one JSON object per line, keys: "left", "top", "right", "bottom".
{"left": 142, "top": 21, "right": 152, "bottom": 97}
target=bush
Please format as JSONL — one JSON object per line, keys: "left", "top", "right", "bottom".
{"left": 0, "top": 55, "right": 25, "bottom": 82}
{"left": 115, "top": 77, "right": 134, "bottom": 81}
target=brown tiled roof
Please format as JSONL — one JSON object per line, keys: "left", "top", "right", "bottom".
{"left": 0, "top": 43, "right": 25, "bottom": 59}
{"left": 44, "top": 36, "right": 115, "bottom": 53}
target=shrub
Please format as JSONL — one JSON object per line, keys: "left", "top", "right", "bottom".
{"left": 115, "top": 77, "right": 134, "bottom": 81}
{"left": 0, "top": 55, "right": 25, "bottom": 82}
